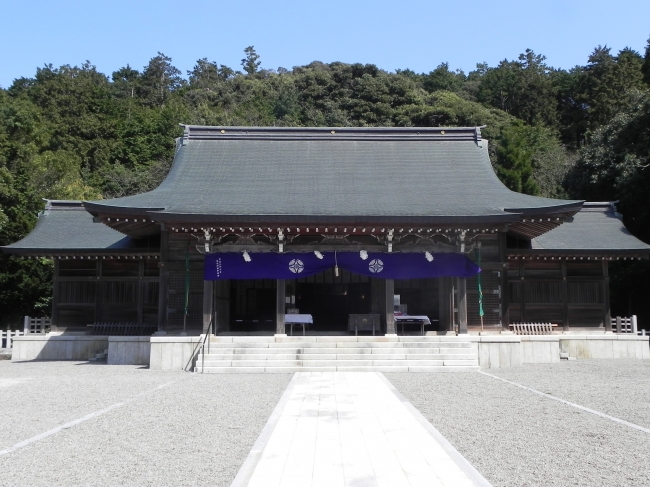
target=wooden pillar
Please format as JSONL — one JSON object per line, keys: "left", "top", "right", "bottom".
{"left": 203, "top": 279, "right": 213, "bottom": 334}
{"left": 156, "top": 230, "right": 169, "bottom": 333}
{"left": 561, "top": 260, "right": 569, "bottom": 332}
{"left": 276, "top": 279, "right": 286, "bottom": 334}
{"left": 438, "top": 277, "right": 453, "bottom": 333}
{"left": 457, "top": 277, "right": 468, "bottom": 334}
{"left": 385, "top": 279, "right": 396, "bottom": 335}
{"left": 51, "top": 259, "right": 60, "bottom": 332}
{"left": 94, "top": 259, "right": 101, "bottom": 324}
{"left": 137, "top": 259, "right": 144, "bottom": 325}
{"left": 214, "top": 280, "right": 231, "bottom": 333}
{"left": 370, "top": 278, "right": 386, "bottom": 331}
{"left": 499, "top": 233, "right": 510, "bottom": 332}
{"left": 603, "top": 260, "right": 612, "bottom": 332}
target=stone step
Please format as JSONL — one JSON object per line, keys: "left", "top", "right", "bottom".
{"left": 204, "top": 341, "right": 472, "bottom": 349}
{"left": 197, "top": 352, "right": 476, "bottom": 361}
{"left": 194, "top": 365, "right": 480, "bottom": 373}
{"left": 198, "top": 358, "right": 479, "bottom": 367}
{"left": 209, "top": 336, "right": 471, "bottom": 343}
{"left": 200, "top": 346, "right": 471, "bottom": 355}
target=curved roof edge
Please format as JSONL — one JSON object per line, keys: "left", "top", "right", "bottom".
{"left": 508, "top": 202, "right": 650, "bottom": 257}
{"left": 1, "top": 200, "right": 160, "bottom": 256}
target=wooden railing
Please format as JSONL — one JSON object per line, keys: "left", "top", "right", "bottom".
{"left": 87, "top": 323, "right": 157, "bottom": 336}
{"left": 611, "top": 316, "right": 637, "bottom": 334}
{"left": 509, "top": 323, "right": 557, "bottom": 335}
{"left": 23, "top": 316, "right": 50, "bottom": 334}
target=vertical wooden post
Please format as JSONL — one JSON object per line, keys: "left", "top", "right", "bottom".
{"left": 157, "top": 230, "right": 169, "bottom": 333}
{"left": 51, "top": 259, "right": 60, "bottom": 332}
{"left": 457, "top": 277, "right": 468, "bottom": 334}
{"left": 94, "top": 259, "right": 102, "bottom": 324}
{"left": 203, "top": 279, "right": 213, "bottom": 334}
{"left": 498, "top": 234, "right": 509, "bottom": 332}
{"left": 603, "top": 260, "right": 612, "bottom": 332}
{"left": 438, "top": 277, "right": 453, "bottom": 333}
{"left": 276, "top": 279, "right": 286, "bottom": 335}
{"left": 561, "top": 260, "right": 569, "bottom": 332}
{"left": 385, "top": 279, "right": 395, "bottom": 335}
{"left": 521, "top": 260, "right": 527, "bottom": 323}
{"left": 137, "top": 259, "right": 144, "bottom": 325}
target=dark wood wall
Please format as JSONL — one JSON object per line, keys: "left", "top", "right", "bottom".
{"left": 53, "top": 258, "right": 159, "bottom": 333}
{"left": 507, "top": 259, "right": 607, "bottom": 328}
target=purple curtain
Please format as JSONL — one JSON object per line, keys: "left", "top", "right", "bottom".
{"left": 204, "top": 252, "right": 480, "bottom": 280}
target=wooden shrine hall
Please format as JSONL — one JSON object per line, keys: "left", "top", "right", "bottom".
{"left": 4, "top": 126, "right": 650, "bottom": 336}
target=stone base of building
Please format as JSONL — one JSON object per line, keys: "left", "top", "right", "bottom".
{"left": 10, "top": 333, "right": 650, "bottom": 369}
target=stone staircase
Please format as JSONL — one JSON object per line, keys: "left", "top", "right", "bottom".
{"left": 195, "top": 336, "right": 478, "bottom": 373}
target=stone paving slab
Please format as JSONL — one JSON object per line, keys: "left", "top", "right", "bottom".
{"left": 237, "top": 372, "right": 491, "bottom": 487}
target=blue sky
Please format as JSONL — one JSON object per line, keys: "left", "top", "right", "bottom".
{"left": 1, "top": 0, "right": 649, "bottom": 88}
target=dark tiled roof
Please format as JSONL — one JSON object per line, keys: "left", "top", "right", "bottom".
{"left": 521, "top": 203, "right": 650, "bottom": 255}
{"left": 1, "top": 201, "right": 159, "bottom": 255}
{"left": 84, "top": 126, "right": 582, "bottom": 224}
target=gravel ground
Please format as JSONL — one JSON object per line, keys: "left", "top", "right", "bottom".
{"left": 386, "top": 361, "right": 650, "bottom": 487}
{"left": 0, "top": 362, "right": 292, "bottom": 487}
{"left": 488, "top": 359, "right": 650, "bottom": 430}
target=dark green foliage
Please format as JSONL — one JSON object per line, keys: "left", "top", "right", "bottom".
{"left": 566, "top": 90, "right": 650, "bottom": 241}
{"left": 495, "top": 123, "right": 539, "bottom": 195}
{"left": 477, "top": 50, "right": 558, "bottom": 127}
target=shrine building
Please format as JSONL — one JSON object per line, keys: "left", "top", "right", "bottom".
{"left": 4, "top": 126, "right": 650, "bottom": 339}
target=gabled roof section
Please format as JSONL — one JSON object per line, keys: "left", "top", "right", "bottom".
{"left": 0, "top": 201, "right": 159, "bottom": 257}
{"left": 84, "top": 126, "right": 583, "bottom": 237}
{"left": 509, "top": 202, "right": 650, "bottom": 257}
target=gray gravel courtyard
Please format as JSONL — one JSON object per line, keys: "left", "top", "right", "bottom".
{"left": 0, "top": 361, "right": 291, "bottom": 487}
{"left": 386, "top": 359, "right": 650, "bottom": 487}
{"left": 2, "top": 360, "right": 650, "bottom": 487}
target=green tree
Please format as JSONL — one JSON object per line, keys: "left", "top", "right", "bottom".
{"left": 580, "top": 46, "right": 645, "bottom": 132}
{"left": 477, "top": 50, "right": 557, "bottom": 127}
{"left": 495, "top": 122, "right": 540, "bottom": 195}
{"left": 641, "top": 35, "right": 650, "bottom": 85}
{"left": 422, "top": 63, "right": 465, "bottom": 93}
{"left": 565, "top": 90, "right": 650, "bottom": 240}
{"left": 139, "top": 53, "right": 184, "bottom": 107}
{"left": 241, "top": 46, "right": 261, "bottom": 75}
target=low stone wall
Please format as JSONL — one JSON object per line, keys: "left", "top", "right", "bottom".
{"left": 560, "top": 334, "right": 649, "bottom": 360}
{"left": 149, "top": 336, "right": 204, "bottom": 371}
{"left": 11, "top": 335, "right": 109, "bottom": 361}
{"left": 108, "top": 336, "right": 151, "bottom": 365}
{"left": 474, "top": 334, "right": 649, "bottom": 369}
{"left": 10, "top": 333, "right": 649, "bottom": 369}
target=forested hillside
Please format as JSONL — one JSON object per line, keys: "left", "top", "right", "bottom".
{"left": 1, "top": 42, "right": 650, "bottom": 326}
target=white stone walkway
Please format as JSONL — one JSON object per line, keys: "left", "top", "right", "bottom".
{"left": 237, "top": 372, "right": 491, "bottom": 487}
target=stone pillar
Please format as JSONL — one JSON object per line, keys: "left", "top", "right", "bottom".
{"left": 385, "top": 279, "right": 396, "bottom": 335}
{"left": 276, "top": 279, "right": 286, "bottom": 335}
{"left": 457, "top": 277, "right": 468, "bottom": 334}
{"left": 203, "top": 279, "right": 213, "bottom": 334}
